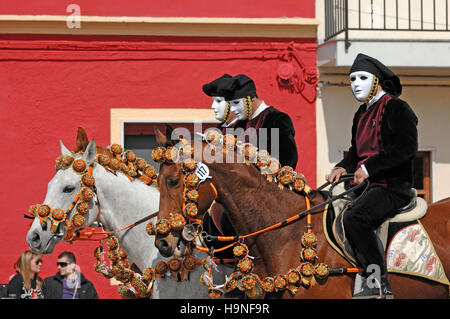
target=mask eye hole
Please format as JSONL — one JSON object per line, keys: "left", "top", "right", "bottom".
{"left": 360, "top": 75, "right": 368, "bottom": 80}
{"left": 63, "top": 185, "right": 76, "bottom": 193}
{"left": 350, "top": 76, "right": 356, "bottom": 82}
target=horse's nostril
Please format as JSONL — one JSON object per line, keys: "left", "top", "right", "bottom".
{"left": 157, "top": 239, "right": 172, "bottom": 257}
{"left": 30, "top": 232, "right": 41, "bottom": 248}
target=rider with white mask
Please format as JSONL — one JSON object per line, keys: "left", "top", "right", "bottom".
{"left": 326, "top": 53, "right": 418, "bottom": 299}
{"left": 202, "top": 74, "right": 237, "bottom": 134}
{"left": 221, "top": 74, "right": 298, "bottom": 169}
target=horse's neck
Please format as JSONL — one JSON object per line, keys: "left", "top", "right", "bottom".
{"left": 93, "top": 167, "right": 160, "bottom": 270}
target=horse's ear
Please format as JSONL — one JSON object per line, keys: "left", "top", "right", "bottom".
{"left": 74, "top": 127, "right": 89, "bottom": 153}
{"left": 165, "top": 124, "right": 174, "bottom": 140}
{"left": 60, "top": 140, "right": 73, "bottom": 156}
{"left": 82, "top": 139, "right": 97, "bottom": 164}
{"left": 155, "top": 127, "right": 167, "bottom": 145}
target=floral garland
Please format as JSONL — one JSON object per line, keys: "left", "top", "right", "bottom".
{"left": 147, "top": 129, "right": 331, "bottom": 299}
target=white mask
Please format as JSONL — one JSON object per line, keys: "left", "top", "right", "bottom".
{"left": 211, "top": 96, "right": 230, "bottom": 122}
{"left": 349, "top": 71, "right": 379, "bottom": 102}
{"left": 229, "top": 97, "right": 252, "bottom": 120}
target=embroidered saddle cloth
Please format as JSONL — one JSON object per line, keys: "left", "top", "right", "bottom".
{"left": 323, "top": 185, "right": 449, "bottom": 286}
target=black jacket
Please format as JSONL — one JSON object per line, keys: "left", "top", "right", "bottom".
{"left": 43, "top": 272, "right": 98, "bottom": 299}
{"left": 336, "top": 95, "right": 418, "bottom": 197}
{"left": 7, "top": 273, "right": 44, "bottom": 299}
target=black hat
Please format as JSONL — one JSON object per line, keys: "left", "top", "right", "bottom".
{"left": 349, "top": 53, "right": 402, "bottom": 97}
{"left": 220, "top": 74, "right": 257, "bottom": 101}
{"left": 202, "top": 74, "right": 232, "bottom": 97}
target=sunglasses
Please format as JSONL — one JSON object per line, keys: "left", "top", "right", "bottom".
{"left": 34, "top": 259, "right": 43, "bottom": 265}
{"left": 57, "top": 262, "right": 68, "bottom": 267}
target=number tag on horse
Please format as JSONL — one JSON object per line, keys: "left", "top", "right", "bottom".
{"left": 195, "top": 162, "right": 211, "bottom": 183}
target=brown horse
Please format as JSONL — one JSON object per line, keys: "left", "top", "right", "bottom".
{"left": 154, "top": 129, "right": 449, "bottom": 298}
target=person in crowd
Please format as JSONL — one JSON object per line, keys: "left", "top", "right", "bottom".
{"left": 325, "top": 53, "right": 418, "bottom": 299}
{"left": 221, "top": 74, "right": 298, "bottom": 168}
{"left": 7, "top": 250, "right": 44, "bottom": 299}
{"left": 43, "top": 251, "right": 98, "bottom": 299}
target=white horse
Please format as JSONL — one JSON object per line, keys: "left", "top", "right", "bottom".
{"left": 26, "top": 138, "right": 233, "bottom": 298}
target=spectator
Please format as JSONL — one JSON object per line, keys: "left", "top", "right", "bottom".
{"left": 43, "top": 251, "right": 98, "bottom": 299}
{"left": 7, "top": 250, "right": 44, "bottom": 299}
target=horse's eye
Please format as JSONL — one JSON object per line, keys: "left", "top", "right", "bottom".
{"left": 167, "top": 178, "right": 180, "bottom": 188}
{"left": 63, "top": 186, "right": 76, "bottom": 193}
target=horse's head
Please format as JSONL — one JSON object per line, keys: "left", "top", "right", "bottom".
{"left": 153, "top": 128, "right": 217, "bottom": 258}
{"left": 26, "top": 137, "right": 102, "bottom": 254}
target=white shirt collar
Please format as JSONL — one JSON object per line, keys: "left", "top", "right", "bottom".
{"left": 251, "top": 101, "right": 270, "bottom": 119}
{"left": 366, "top": 90, "right": 387, "bottom": 110}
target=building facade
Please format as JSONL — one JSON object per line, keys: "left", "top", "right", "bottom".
{"left": 316, "top": 0, "right": 450, "bottom": 204}
{"left": 0, "top": 1, "right": 318, "bottom": 298}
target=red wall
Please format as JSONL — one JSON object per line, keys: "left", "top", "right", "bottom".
{"left": 0, "top": 2, "right": 317, "bottom": 298}
{"left": 0, "top": 0, "right": 315, "bottom": 18}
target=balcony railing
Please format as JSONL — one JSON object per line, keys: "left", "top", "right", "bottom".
{"left": 325, "top": 0, "right": 450, "bottom": 49}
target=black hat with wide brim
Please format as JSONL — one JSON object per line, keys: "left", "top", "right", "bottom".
{"left": 202, "top": 74, "right": 233, "bottom": 97}
{"left": 349, "top": 53, "right": 402, "bottom": 97}
{"left": 219, "top": 74, "right": 257, "bottom": 101}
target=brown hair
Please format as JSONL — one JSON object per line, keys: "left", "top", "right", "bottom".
{"left": 14, "top": 250, "right": 43, "bottom": 290}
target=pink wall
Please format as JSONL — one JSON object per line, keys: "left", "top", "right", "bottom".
{"left": 0, "top": 30, "right": 317, "bottom": 299}
{"left": 0, "top": 0, "right": 315, "bottom": 18}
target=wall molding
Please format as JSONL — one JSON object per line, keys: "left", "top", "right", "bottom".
{"left": 0, "top": 15, "right": 318, "bottom": 38}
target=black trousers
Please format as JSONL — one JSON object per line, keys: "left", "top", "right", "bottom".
{"left": 343, "top": 186, "right": 409, "bottom": 275}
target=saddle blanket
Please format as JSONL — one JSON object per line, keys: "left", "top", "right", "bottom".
{"left": 386, "top": 222, "right": 449, "bottom": 285}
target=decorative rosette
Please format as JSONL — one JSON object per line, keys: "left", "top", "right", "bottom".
{"left": 76, "top": 201, "right": 90, "bottom": 215}
{"left": 182, "top": 256, "right": 197, "bottom": 272}
{"left": 135, "top": 158, "right": 147, "bottom": 171}
{"left": 107, "top": 157, "right": 120, "bottom": 172}
{"left": 240, "top": 143, "right": 257, "bottom": 161}
{"left": 72, "top": 159, "right": 87, "bottom": 174}
{"left": 130, "top": 277, "right": 148, "bottom": 298}
{"left": 300, "top": 247, "right": 318, "bottom": 263}
{"left": 124, "top": 150, "right": 136, "bottom": 163}
{"left": 51, "top": 208, "right": 66, "bottom": 222}
{"left": 71, "top": 213, "right": 86, "bottom": 228}
{"left": 97, "top": 154, "right": 110, "bottom": 167}
{"left": 262, "top": 277, "right": 275, "bottom": 293}
{"left": 37, "top": 204, "right": 51, "bottom": 218}
{"left": 180, "top": 144, "right": 194, "bottom": 159}
{"left": 164, "top": 147, "right": 179, "bottom": 164}
{"left": 152, "top": 147, "right": 166, "bottom": 163}
{"left": 142, "top": 267, "right": 156, "bottom": 283}
{"left": 155, "top": 261, "right": 168, "bottom": 278}
{"left": 167, "top": 257, "right": 182, "bottom": 272}
{"left": 299, "top": 262, "right": 315, "bottom": 278}
{"left": 81, "top": 173, "right": 95, "bottom": 188}
{"left": 204, "top": 128, "right": 222, "bottom": 145}
{"left": 241, "top": 274, "right": 257, "bottom": 291}
{"left": 183, "top": 203, "right": 198, "bottom": 218}
{"left": 286, "top": 269, "right": 302, "bottom": 286}
{"left": 208, "top": 287, "right": 224, "bottom": 299}
{"left": 56, "top": 155, "right": 74, "bottom": 171}
{"left": 277, "top": 166, "right": 295, "bottom": 185}
{"left": 106, "top": 236, "right": 119, "bottom": 250}
{"left": 293, "top": 173, "right": 306, "bottom": 192}
{"left": 223, "top": 134, "right": 236, "bottom": 151}
{"left": 169, "top": 213, "right": 185, "bottom": 231}
{"left": 225, "top": 274, "right": 240, "bottom": 292}
{"left": 146, "top": 222, "right": 156, "bottom": 236}
{"left": 28, "top": 204, "right": 38, "bottom": 217}
{"left": 116, "top": 247, "right": 127, "bottom": 260}
{"left": 80, "top": 187, "right": 94, "bottom": 202}
{"left": 273, "top": 274, "right": 287, "bottom": 291}
{"left": 301, "top": 232, "right": 317, "bottom": 248}
{"left": 184, "top": 173, "right": 199, "bottom": 188}
{"left": 156, "top": 219, "right": 171, "bottom": 235}
{"left": 143, "top": 166, "right": 157, "bottom": 179}
{"left": 232, "top": 243, "right": 249, "bottom": 259}
{"left": 184, "top": 189, "right": 199, "bottom": 202}
{"left": 314, "top": 263, "right": 329, "bottom": 280}
{"left": 110, "top": 144, "right": 123, "bottom": 156}
{"left": 237, "top": 257, "right": 253, "bottom": 274}
{"left": 182, "top": 158, "right": 196, "bottom": 173}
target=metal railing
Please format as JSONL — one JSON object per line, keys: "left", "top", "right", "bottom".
{"left": 325, "top": 0, "right": 450, "bottom": 49}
